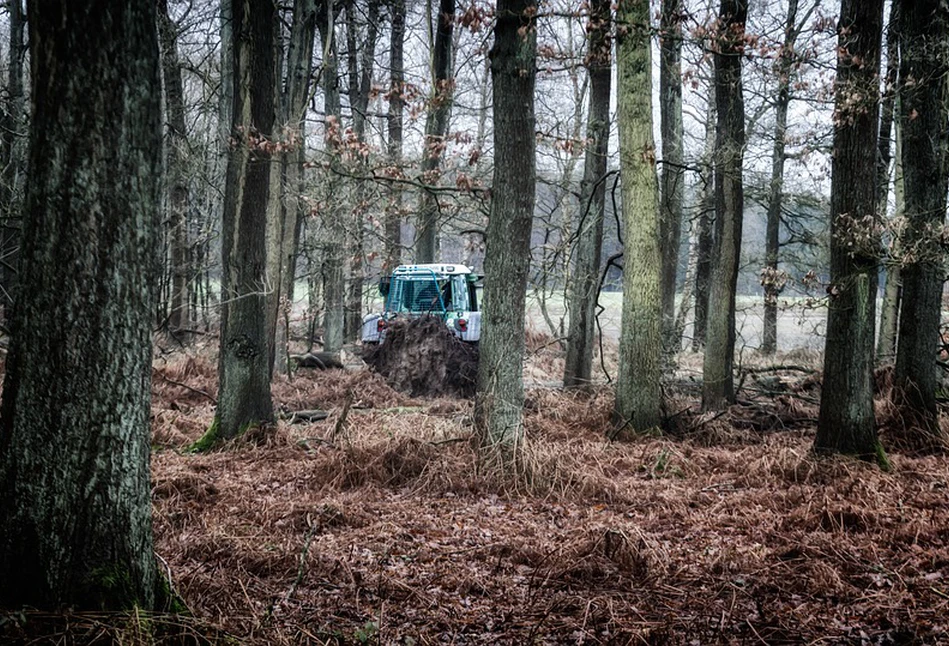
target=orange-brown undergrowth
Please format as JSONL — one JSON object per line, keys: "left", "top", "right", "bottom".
{"left": 1, "top": 343, "right": 946, "bottom": 644}
{"left": 141, "top": 349, "right": 949, "bottom": 644}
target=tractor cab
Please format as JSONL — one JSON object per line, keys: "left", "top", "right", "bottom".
{"left": 362, "top": 264, "right": 482, "bottom": 343}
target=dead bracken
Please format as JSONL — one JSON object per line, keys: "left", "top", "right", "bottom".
{"left": 4, "top": 346, "right": 943, "bottom": 643}
{"left": 119, "top": 349, "right": 949, "bottom": 644}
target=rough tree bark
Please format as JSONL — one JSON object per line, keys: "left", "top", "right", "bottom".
{"left": 702, "top": 0, "right": 747, "bottom": 411}
{"left": 659, "top": 0, "right": 684, "bottom": 355}
{"left": 385, "top": 0, "right": 406, "bottom": 271}
{"left": 613, "top": 0, "right": 662, "bottom": 434}
{"left": 760, "top": 0, "right": 801, "bottom": 356}
{"left": 415, "top": 0, "right": 456, "bottom": 263}
{"left": 815, "top": 0, "right": 885, "bottom": 461}
{"left": 475, "top": 0, "right": 536, "bottom": 457}
{"left": 158, "top": 0, "right": 191, "bottom": 334}
{"left": 0, "top": 0, "right": 161, "bottom": 609}
{"left": 563, "top": 0, "right": 611, "bottom": 388}
{"left": 215, "top": 0, "right": 276, "bottom": 441}
{"left": 893, "top": 0, "right": 949, "bottom": 450}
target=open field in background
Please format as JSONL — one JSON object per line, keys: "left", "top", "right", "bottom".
{"left": 134, "top": 341, "right": 949, "bottom": 645}
{"left": 358, "top": 284, "right": 829, "bottom": 354}
{"left": 523, "top": 291, "right": 829, "bottom": 353}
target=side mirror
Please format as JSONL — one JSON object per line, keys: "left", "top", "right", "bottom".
{"left": 379, "top": 276, "right": 391, "bottom": 296}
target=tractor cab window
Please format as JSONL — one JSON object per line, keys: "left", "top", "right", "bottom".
{"left": 414, "top": 282, "right": 441, "bottom": 312}
{"left": 385, "top": 272, "right": 476, "bottom": 314}
{"left": 387, "top": 275, "right": 445, "bottom": 313}
{"left": 448, "top": 275, "right": 470, "bottom": 311}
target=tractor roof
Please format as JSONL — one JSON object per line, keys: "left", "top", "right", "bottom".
{"left": 393, "top": 263, "right": 473, "bottom": 276}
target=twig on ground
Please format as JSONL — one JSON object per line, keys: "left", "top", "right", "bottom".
{"left": 153, "top": 369, "right": 218, "bottom": 404}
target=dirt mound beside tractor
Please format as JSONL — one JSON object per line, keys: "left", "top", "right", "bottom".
{"left": 363, "top": 316, "right": 479, "bottom": 398}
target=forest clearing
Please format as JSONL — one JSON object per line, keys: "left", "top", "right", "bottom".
{"left": 118, "top": 338, "right": 949, "bottom": 643}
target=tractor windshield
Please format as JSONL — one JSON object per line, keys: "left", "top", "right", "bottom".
{"left": 385, "top": 271, "right": 476, "bottom": 315}
{"left": 387, "top": 274, "right": 446, "bottom": 314}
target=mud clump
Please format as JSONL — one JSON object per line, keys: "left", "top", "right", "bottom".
{"left": 363, "top": 316, "right": 479, "bottom": 398}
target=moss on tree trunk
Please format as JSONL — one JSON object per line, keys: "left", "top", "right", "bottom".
{"left": 613, "top": 0, "right": 662, "bottom": 434}
{"left": 815, "top": 0, "right": 885, "bottom": 461}
{"left": 216, "top": 0, "right": 276, "bottom": 441}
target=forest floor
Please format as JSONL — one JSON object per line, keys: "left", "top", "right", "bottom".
{"left": 139, "top": 334, "right": 949, "bottom": 644}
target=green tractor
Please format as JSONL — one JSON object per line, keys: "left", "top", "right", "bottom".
{"left": 361, "top": 263, "right": 482, "bottom": 344}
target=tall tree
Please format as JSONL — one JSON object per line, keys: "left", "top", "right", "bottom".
{"left": 893, "top": 0, "right": 949, "bottom": 451}
{"left": 415, "top": 0, "right": 456, "bottom": 263}
{"left": 475, "top": 0, "right": 536, "bottom": 457}
{"left": 658, "top": 0, "right": 684, "bottom": 355}
{"left": 760, "top": 0, "right": 803, "bottom": 356}
{"left": 0, "top": 0, "right": 26, "bottom": 320}
{"left": 692, "top": 81, "right": 716, "bottom": 353}
{"left": 613, "top": 0, "right": 662, "bottom": 433}
{"left": 702, "top": 0, "right": 747, "bottom": 411}
{"left": 875, "top": 0, "right": 901, "bottom": 364}
{"left": 318, "top": 1, "right": 346, "bottom": 355}
{"left": 0, "top": 0, "right": 161, "bottom": 608}
{"left": 344, "top": 0, "right": 381, "bottom": 341}
{"left": 563, "top": 0, "right": 611, "bottom": 388}
{"left": 215, "top": 0, "right": 276, "bottom": 441}
{"left": 267, "top": 0, "right": 319, "bottom": 375}
{"left": 158, "top": 0, "right": 192, "bottom": 334}
{"left": 877, "top": 110, "right": 904, "bottom": 362}
{"left": 384, "top": 0, "right": 407, "bottom": 271}
{"left": 815, "top": 0, "right": 885, "bottom": 460}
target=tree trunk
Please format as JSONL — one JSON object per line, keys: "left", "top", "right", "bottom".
{"left": 158, "top": 0, "right": 191, "bottom": 334}
{"left": 659, "top": 0, "right": 684, "bottom": 356}
{"left": 672, "top": 222, "right": 697, "bottom": 349}
{"left": 318, "top": 2, "right": 345, "bottom": 354}
{"left": 267, "top": 0, "right": 318, "bottom": 375}
{"left": 613, "top": 0, "right": 662, "bottom": 434}
{"left": 702, "top": 0, "right": 747, "bottom": 411}
{"left": 216, "top": 0, "right": 276, "bottom": 441}
{"left": 760, "top": 0, "right": 800, "bottom": 356}
{"left": 415, "top": 0, "right": 455, "bottom": 263}
{"left": 474, "top": 0, "right": 536, "bottom": 457}
{"left": 815, "top": 0, "right": 884, "bottom": 460}
{"left": 692, "top": 82, "right": 716, "bottom": 353}
{"left": 563, "top": 0, "right": 611, "bottom": 388}
{"left": 0, "top": 0, "right": 25, "bottom": 322}
{"left": 219, "top": 0, "right": 234, "bottom": 178}
{"left": 877, "top": 108, "right": 903, "bottom": 363}
{"left": 0, "top": 0, "right": 161, "bottom": 609}
{"left": 875, "top": 1, "right": 901, "bottom": 364}
{"left": 385, "top": 0, "right": 406, "bottom": 271}
{"left": 344, "top": 0, "right": 380, "bottom": 341}
{"left": 893, "top": 0, "right": 949, "bottom": 450}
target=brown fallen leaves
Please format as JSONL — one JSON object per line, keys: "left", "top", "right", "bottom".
{"left": 142, "top": 351, "right": 949, "bottom": 644}
{"left": 2, "top": 344, "right": 945, "bottom": 644}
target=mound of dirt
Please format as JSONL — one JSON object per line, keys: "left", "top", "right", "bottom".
{"left": 362, "top": 316, "right": 479, "bottom": 398}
